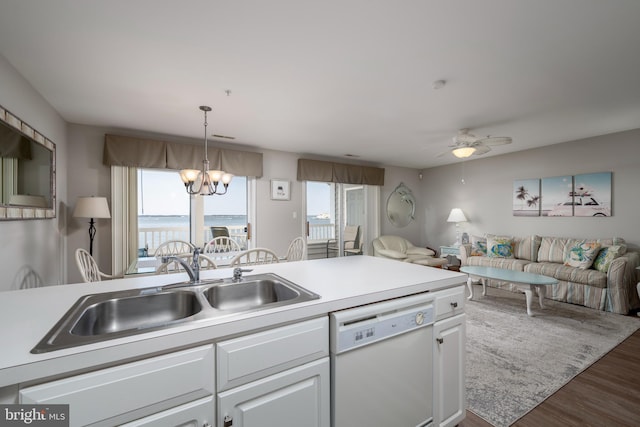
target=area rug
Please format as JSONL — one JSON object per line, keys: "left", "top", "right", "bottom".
{"left": 465, "top": 285, "right": 640, "bottom": 427}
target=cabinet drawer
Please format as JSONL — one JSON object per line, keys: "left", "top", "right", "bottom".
{"left": 121, "top": 396, "right": 214, "bottom": 427}
{"left": 20, "top": 345, "right": 215, "bottom": 427}
{"left": 435, "top": 286, "right": 465, "bottom": 320}
{"left": 217, "top": 317, "right": 328, "bottom": 391}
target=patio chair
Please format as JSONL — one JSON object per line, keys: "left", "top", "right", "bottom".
{"left": 210, "top": 226, "right": 230, "bottom": 239}
{"left": 327, "top": 225, "right": 362, "bottom": 257}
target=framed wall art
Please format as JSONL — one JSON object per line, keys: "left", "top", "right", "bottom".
{"left": 270, "top": 179, "right": 290, "bottom": 200}
{"left": 513, "top": 178, "right": 541, "bottom": 216}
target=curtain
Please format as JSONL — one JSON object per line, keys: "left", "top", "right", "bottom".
{"left": 297, "top": 158, "right": 384, "bottom": 186}
{"left": 104, "top": 134, "right": 263, "bottom": 177}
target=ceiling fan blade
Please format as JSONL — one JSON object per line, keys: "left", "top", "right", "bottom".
{"left": 473, "top": 145, "right": 492, "bottom": 155}
{"left": 480, "top": 136, "right": 512, "bottom": 145}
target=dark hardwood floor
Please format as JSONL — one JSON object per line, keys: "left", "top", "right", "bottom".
{"left": 460, "top": 328, "right": 640, "bottom": 427}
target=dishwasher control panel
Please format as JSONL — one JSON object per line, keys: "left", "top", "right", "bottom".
{"left": 332, "top": 298, "right": 434, "bottom": 353}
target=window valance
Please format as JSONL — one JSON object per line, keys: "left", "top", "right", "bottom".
{"left": 297, "top": 158, "right": 384, "bottom": 186}
{"left": 103, "top": 134, "right": 263, "bottom": 177}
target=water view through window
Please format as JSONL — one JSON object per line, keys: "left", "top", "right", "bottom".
{"left": 137, "top": 169, "right": 248, "bottom": 253}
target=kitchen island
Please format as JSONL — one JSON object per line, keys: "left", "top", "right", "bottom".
{"left": 0, "top": 256, "right": 466, "bottom": 427}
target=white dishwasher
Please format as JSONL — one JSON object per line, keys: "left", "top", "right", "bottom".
{"left": 330, "top": 292, "right": 434, "bottom": 427}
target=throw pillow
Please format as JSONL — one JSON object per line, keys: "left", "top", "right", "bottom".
{"left": 563, "top": 240, "right": 601, "bottom": 269}
{"left": 486, "top": 235, "right": 514, "bottom": 258}
{"left": 470, "top": 235, "right": 487, "bottom": 256}
{"left": 592, "top": 245, "right": 623, "bottom": 273}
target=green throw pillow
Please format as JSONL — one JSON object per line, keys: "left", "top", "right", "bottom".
{"left": 563, "top": 240, "right": 601, "bottom": 270}
{"left": 593, "top": 245, "right": 623, "bottom": 273}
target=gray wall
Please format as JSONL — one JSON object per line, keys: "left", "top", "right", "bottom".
{"left": 421, "top": 129, "right": 640, "bottom": 250}
{"left": 0, "top": 54, "right": 68, "bottom": 290}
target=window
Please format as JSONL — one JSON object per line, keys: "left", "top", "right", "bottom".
{"left": 202, "top": 176, "right": 248, "bottom": 249}
{"left": 305, "top": 181, "right": 379, "bottom": 258}
{"left": 137, "top": 169, "right": 190, "bottom": 255}
{"left": 112, "top": 166, "right": 252, "bottom": 274}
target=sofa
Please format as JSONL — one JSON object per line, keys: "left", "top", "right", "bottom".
{"left": 460, "top": 234, "right": 640, "bottom": 314}
{"left": 372, "top": 235, "right": 447, "bottom": 267}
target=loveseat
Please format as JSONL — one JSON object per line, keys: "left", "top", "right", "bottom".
{"left": 460, "top": 234, "right": 640, "bottom": 314}
{"left": 372, "top": 235, "right": 447, "bottom": 268}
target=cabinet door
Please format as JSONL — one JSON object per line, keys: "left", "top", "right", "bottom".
{"left": 218, "top": 358, "right": 329, "bottom": 427}
{"left": 20, "top": 345, "right": 215, "bottom": 427}
{"left": 120, "top": 396, "right": 214, "bottom": 427}
{"left": 433, "top": 314, "right": 466, "bottom": 427}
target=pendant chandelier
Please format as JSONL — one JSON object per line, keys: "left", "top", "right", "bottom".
{"left": 179, "top": 106, "right": 233, "bottom": 195}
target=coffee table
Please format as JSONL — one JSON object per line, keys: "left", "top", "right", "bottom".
{"left": 460, "top": 266, "right": 558, "bottom": 316}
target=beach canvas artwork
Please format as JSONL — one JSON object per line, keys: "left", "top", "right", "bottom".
{"left": 542, "top": 175, "right": 573, "bottom": 216}
{"left": 513, "top": 179, "right": 541, "bottom": 216}
{"left": 573, "top": 172, "right": 612, "bottom": 217}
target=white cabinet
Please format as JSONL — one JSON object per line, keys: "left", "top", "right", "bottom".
{"left": 218, "top": 358, "right": 329, "bottom": 427}
{"left": 20, "top": 345, "right": 215, "bottom": 427}
{"left": 120, "top": 396, "right": 214, "bottom": 427}
{"left": 217, "top": 317, "right": 330, "bottom": 427}
{"left": 433, "top": 313, "right": 466, "bottom": 427}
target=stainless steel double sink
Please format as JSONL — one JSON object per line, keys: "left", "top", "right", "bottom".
{"left": 32, "top": 273, "right": 319, "bottom": 354}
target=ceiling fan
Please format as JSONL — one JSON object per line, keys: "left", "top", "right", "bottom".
{"left": 441, "top": 128, "right": 512, "bottom": 158}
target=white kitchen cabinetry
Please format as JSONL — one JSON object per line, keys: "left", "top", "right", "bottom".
{"left": 216, "top": 317, "right": 330, "bottom": 427}
{"left": 20, "top": 345, "right": 215, "bottom": 427}
{"left": 120, "top": 396, "right": 214, "bottom": 427}
{"left": 433, "top": 312, "right": 466, "bottom": 427}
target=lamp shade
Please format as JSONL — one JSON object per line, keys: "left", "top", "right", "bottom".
{"left": 73, "top": 196, "right": 111, "bottom": 219}
{"left": 447, "top": 208, "right": 467, "bottom": 223}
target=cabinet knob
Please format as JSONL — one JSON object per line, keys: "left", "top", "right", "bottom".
{"left": 223, "top": 415, "right": 233, "bottom": 427}
{"left": 436, "top": 337, "right": 444, "bottom": 344}
{"left": 450, "top": 301, "right": 458, "bottom": 308}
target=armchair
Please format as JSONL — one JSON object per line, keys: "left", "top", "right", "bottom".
{"left": 372, "top": 235, "right": 447, "bottom": 268}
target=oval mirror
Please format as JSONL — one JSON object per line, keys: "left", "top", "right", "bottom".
{"left": 386, "top": 182, "right": 415, "bottom": 227}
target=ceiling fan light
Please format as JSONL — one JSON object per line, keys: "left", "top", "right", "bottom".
{"left": 452, "top": 146, "right": 476, "bottom": 158}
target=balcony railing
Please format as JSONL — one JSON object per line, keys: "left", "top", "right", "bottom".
{"left": 139, "top": 223, "right": 335, "bottom": 254}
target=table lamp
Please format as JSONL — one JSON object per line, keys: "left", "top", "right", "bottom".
{"left": 447, "top": 208, "right": 467, "bottom": 246}
{"left": 73, "top": 196, "right": 111, "bottom": 256}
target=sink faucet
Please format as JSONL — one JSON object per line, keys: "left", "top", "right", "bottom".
{"left": 232, "top": 267, "right": 253, "bottom": 282}
{"left": 162, "top": 248, "right": 201, "bottom": 284}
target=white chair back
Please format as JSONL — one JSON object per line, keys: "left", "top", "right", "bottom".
{"left": 230, "top": 248, "right": 280, "bottom": 266}
{"left": 153, "top": 240, "right": 195, "bottom": 257}
{"left": 285, "top": 237, "right": 307, "bottom": 262}
{"left": 75, "top": 248, "right": 118, "bottom": 282}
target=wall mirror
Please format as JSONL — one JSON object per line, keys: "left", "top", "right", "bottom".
{"left": 386, "top": 182, "right": 415, "bottom": 228}
{"left": 0, "top": 105, "right": 56, "bottom": 220}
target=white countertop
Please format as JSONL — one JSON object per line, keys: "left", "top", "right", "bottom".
{"left": 0, "top": 256, "right": 465, "bottom": 387}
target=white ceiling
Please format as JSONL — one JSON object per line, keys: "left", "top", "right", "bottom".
{"left": 1, "top": 0, "right": 639, "bottom": 169}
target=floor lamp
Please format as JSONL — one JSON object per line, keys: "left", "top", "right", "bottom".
{"left": 73, "top": 196, "right": 111, "bottom": 256}
{"left": 447, "top": 208, "right": 467, "bottom": 247}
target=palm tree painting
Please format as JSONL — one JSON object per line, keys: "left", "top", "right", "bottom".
{"left": 513, "top": 179, "right": 541, "bottom": 216}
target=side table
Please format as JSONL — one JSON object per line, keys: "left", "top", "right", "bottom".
{"left": 439, "top": 245, "right": 461, "bottom": 270}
